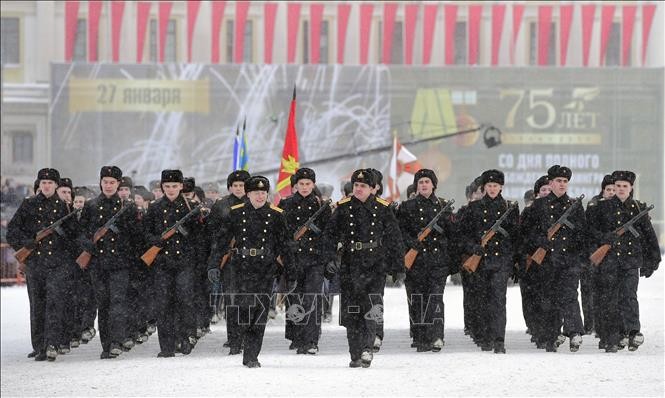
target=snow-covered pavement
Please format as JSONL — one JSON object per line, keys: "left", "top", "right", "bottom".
{"left": 2, "top": 274, "right": 663, "bottom": 397}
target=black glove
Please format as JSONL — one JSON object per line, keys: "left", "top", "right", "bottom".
{"left": 411, "top": 241, "right": 424, "bottom": 251}
{"left": 640, "top": 268, "right": 654, "bottom": 278}
{"left": 22, "top": 239, "right": 36, "bottom": 250}
{"left": 207, "top": 268, "right": 221, "bottom": 283}
{"left": 324, "top": 261, "right": 340, "bottom": 280}
{"left": 471, "top": 244, "right": 483, "bottom": 257}
{"left": 286, "top": 280, "right": 298, "bottom": 293}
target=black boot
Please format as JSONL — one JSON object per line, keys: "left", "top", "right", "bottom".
{"left": 494, "top": 341, "right": 506, "bottom": 354}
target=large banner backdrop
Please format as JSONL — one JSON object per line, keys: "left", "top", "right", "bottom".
{"left": 51, "top": 64, "right": 663, "bottom": 228}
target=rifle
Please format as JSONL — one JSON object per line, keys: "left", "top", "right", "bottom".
{"left": 589, "top": 204, "right": 654, "bottom": 266}
{"left": 463, "top": 202, "right": 517, "bottom": 273}
{"left": 141, "top": 204, "right": 202, "bottom": 266}
{"left": 404, "top": 199, "right": 455, "bottom": 269}
{"left": 219, "top": 238, "right": 236, "bottom": 269}
{"left": 14, "top": 209, "right": 81, "bottom": 264}
{"left": 293, "top": 199, "right": 332, "bottom": 241}
{"left": 76, "top": 203, "right": 131, "bottom": 269}
{"left": 530, "top": 194, "right": 585, "bottom": 265}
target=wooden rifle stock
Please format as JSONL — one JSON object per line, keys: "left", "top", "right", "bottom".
{"left": 589, "top": 244, "right": 611, "bottom": 266}
{"left": 141, "top": 246, "right": 162, "bottom": 267}
{"left": 219, "top": 238, "right": 236, "bottom": 269}
{"left": 531, "top": 222, "right": 563, "bottom": 265}
{"left": 77, "top": 226, "right": 109, "bottom": 269}
{"left": 293, "top": 227, "right": 307, "bottom": 241}
{"left": 14, "top": 225, "right": 57, "bottom": 264}
{"left": 463, "top": 254, "right": 482, "bottom": 273}
{"left": 404, "top": 227, "right": 432, "bottom": 269}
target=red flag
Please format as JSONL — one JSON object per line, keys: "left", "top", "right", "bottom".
{"left": 276, "top": 87, "right": 300, "bottom": 203}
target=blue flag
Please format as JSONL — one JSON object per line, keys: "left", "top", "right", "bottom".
{"left": 233, "top": 122, "right": 249, "bottom": 171}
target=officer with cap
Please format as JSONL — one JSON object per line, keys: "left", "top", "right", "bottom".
{"left": 77, "top": 166, "right": 141, "bottom": 359}
{"left": 206, "top": 170, "right": 250, "bottom": 349}
{"left": 279, "top": 167, "right": 332, "bottom": 354}
{"left": 213, "top": 176, "right": 297, "bottom": 367}
{"left": 8, "top": 168, "right": 77, "bottom": 362}
{"left": 521, "top": 165, "right": 587, "bottom": 352}
{"left": 587, "top": 170, "right": 660, "bottom": 352}
{"left": 459, "top": 169, "right": 519, "bottom": 353}
{"left": 143, "top": 169, "right": 204, "bottom": 357}
{"left": 322, "top": 169, "right": 404, "bottom": 368}
{"left": 397, "top": 169, "right": 456, "bottom": 352}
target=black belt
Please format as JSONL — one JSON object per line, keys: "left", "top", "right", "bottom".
{"left": 234, "top": 248, "right": 267, "bottom": 257}
{"left": 347, "top": 241, "right": 380, "bottom": 251}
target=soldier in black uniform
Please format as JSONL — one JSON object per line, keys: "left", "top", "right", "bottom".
{"left": 77, "top": 166, "right": 141, "bottom": 359}
{"left": 587, "top": 170, "right": 660, "bottom": 352}
{"left": 519, "top": 175, "right": 550, "bottom": 348}
{"left": 54, "top": 177, "right": 80, "bottom": 354}
{"left": 323, "top": 169, "right": 404, "bottom": 368}
{"left": 143, "top": 169, "right": 204, "bottom": 357}
{"left": 213, "top": 176, "right": 297, "bottom": 367}
{"left": 397, "top": 169, "right": 455, "bottom": 353}
{"left": 72, "top": 187, "right": 98, "bottom": 345}
{"left": 280, "top": 168, "right": 332, "bottom": 354}
{"left": 459, "top": 170, "right": 520, "bottom": 353}
{"left": 456, "top": 176, "right": 483, "bottom": 344}
{"left": 206, "top": 170, "right": 250, "bottom": 352}
{"left": 521, "top": 165, "right": 586, "bottom": 352}
{"left": 7, "top": 168, "right": 78, "bottom": 361}
{"left": 583, "top": 174, "right": 615, "bottom": 339}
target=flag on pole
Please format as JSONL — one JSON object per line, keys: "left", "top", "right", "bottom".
{"left": 386, "top": 135, "right": 422, "bottom": 201}
{"left": 276, "top": 86, "right": 299, "bottom": 203}
{"left": 233, "top": 119, "right": 249, "bottom": 171}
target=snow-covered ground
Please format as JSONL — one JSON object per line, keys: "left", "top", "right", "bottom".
{"left": 2, "top": 274, "right": 664, "bottom": 397}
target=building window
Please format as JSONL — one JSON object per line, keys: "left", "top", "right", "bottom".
{"left": 528, "top": 22, "right": 556, "bottom": 65}
{"left": 605, "top": 22, "right": 622, "bottom": 66}
{"left": 454, "top": 22, "right": 467, "bottom": 65}
{"left": 302, "top": 20, "right": 330, "bottom": 64}
{"left": 377, "top": 21, "right": 404, "bottom": 64}
{"left": 225, "top": 19, "right": 253, "bottom": 63}
{"left": 1, "top": 17, "right": 20, "bottom": 65}
{"left": 73, "top": 19, "right": 87, "bottom": 61}
{"left": 12, "top": 132, "right": 33, "bottom": 164}
{"left": 149, "top": 19, "right": 177, "bottom": 62}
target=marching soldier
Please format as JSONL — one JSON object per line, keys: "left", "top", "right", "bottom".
{"left": 149, "top": 180, "right": 163, "bottom": 201}
{"left": 206, "top": 170, "right": 250, "bottom": 352}
{"left": 397, "top": 169, "right": 455, "bottom": 352}
{"left": 519, "top": 175, "right": 550, "bottom": 349}
{"left": 521, "top": 165, "right": 586, "bottom": 352}
{"left": 214, "top": 176, "right": 297, "bottom": 367}
{"left": 54, "top": 177, "right": 80, "bottom": 353}
{"left": 323, "top": 169, "right": 404, "bottom": 368}
{"left": 77, "top": 166, "right": 141, "bottom": 359}
{"left": 587, "top": 170, "right": 660, "bottom": 352}
{"left": 143, "top": 170, "right": 204, "bottom": 357}
{"left": 7, "top": 168, "right": 78, "bottom": 361}
{"left": 280, "top": 168, "right": 332, "bottom": 354}
{"left": 459, "top": 170, "right": 519, "bottom": 353}
{"left": 583, "top": 174, "right": 615, "bottom": 340}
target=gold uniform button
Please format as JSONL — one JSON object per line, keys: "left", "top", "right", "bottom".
{"left": 99, "top": 250, "right": 104, "bottom": 253}
{"left": 111, "top": 249, "right": 115, "bottom": 253}
{"left": 48, "top": 251, "right": 52, "bottom": 255}
{"left": 165, "top": 251, "right": 169, "bottom": 255}
{"left": 176, "top": 251, "right": 180, "bottom": 254}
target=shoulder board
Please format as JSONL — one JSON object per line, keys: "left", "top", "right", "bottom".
{"left": 337, "top": 197, "right": 351, "bottom": 205}
{"left": 376, "top": 197, "right": 390, "bottom": 206}
{"left": 599, "top": 198, "right": 608, "bottom": 202}
{"left": 270, "top": 204, "right": 283, "bottom": 213}
{"left": 230, "top": 203, "right": 245, "bottom": 210}
{"left": 587, "top": 201, "right": 595, "bottom": 207}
